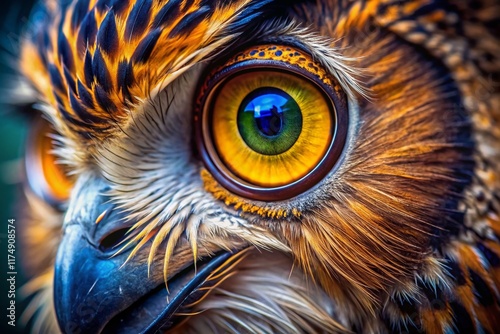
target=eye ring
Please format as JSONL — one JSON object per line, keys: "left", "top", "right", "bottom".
{"left": 195, "top": 45, "right": 348, "bottom": 202}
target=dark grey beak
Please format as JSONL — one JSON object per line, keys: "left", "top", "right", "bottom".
{"left": 54, "top": 223, "right": 156, "bottom": 333}
{"left": 53, "top": 175, "right": 234, "bottom": 333}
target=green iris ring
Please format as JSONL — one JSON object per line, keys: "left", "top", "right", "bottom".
{"left": 237, "top": 87, "right": 303, "bottom": 155}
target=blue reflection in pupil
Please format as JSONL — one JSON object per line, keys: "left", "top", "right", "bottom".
{"left": 244, "top": 93, "right": 288, "bottom": 137}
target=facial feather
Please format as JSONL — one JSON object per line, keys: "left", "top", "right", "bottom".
{"left": 171, "top": 250, "right": 348, "bottom": 334}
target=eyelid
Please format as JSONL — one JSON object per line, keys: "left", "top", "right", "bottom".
{"left": 206, "top": 44, "right": 343, "bottom": 91}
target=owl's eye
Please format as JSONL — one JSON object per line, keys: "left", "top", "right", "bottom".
{"left": 25, "top": 118, "right": 74, "bottom": 207}
{"left": 195, "top": 45, "right": 347, "bottom": 201}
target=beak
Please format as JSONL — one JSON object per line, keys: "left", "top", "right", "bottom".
{"left": 54, "top": 174, "right": 236, "bottom": 333}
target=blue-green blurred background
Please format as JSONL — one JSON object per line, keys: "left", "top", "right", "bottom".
{"left": 1, "top": 1, "right": 37, "bottom": 333}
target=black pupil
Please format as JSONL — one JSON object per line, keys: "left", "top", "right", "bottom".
{"left": 255, "top": 105, "right": 284, "bottom": 136}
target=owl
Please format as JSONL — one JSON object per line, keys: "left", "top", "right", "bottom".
{"left": 11, "top": 0, "right": 500, "bottom": 333}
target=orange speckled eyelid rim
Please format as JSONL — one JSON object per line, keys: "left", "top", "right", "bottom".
{"left": 222, "top": 45, "right": 344, "bottom": 93}
{"left": 195, "top": 44, "right": 345, "bottom": 106}
{"left": 194, "top": 44, "right": 348, "bottom": 202}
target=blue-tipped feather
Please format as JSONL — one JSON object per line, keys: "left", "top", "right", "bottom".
{"left": 132, "top": 29, "right": 162, "bottom": 63}
{"left": 97, "top": 10, "right": 119, "bottom": 59}
{"left": 77, "top": 10, "right": 97, "bottom": 55}
{"left": 92, "top": 48, "right": 113, "bottom": 93}
{"left": 168, "top": 6, "right": 210, "bottom": 38}
{"left": 125, "top": 0, "right": 153, "bottom": 41}
{"left": 152, "top": 0, "right": 181, "bottom": 29}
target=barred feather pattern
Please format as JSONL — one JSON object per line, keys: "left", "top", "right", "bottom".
{"left": 16, "top": 0, "right": 500, "bottom": 333}
{"left": 20, "top": 0, "right": 276, "bottom": 140}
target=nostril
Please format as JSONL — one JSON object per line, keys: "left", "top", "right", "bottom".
{"left": 99, "top": 227, "right": 131, "bottom": 253}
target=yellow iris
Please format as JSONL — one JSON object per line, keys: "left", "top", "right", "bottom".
{"left": 211, "top": 70, "right": 334, "bottom": 187}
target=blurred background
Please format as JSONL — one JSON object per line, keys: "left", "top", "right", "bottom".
{"left": 1, "top": 0, "right": 37, "bottom": 333}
